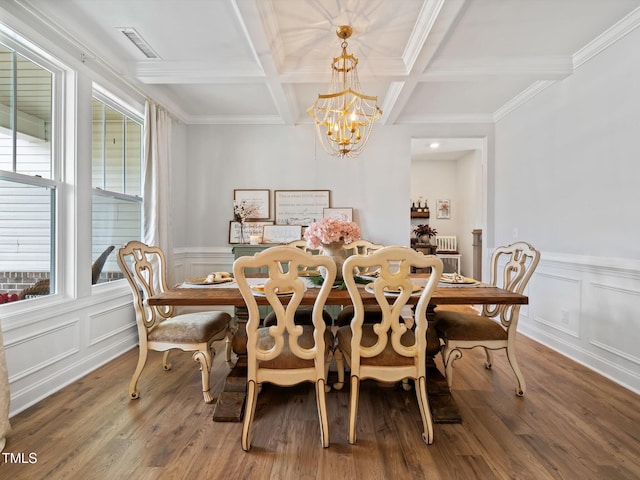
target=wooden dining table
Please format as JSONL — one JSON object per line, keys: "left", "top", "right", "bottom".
{"left": 148, "top": 276, "right": 527, "bottom": 423}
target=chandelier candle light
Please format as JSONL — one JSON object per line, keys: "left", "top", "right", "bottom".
{"left": 304, "top": 217, "right": 361, "bottom": 281}
{"left": 307, "top": 25, "right": 382, "bottom": 159}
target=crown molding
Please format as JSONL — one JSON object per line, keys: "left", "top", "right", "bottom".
{"left": 573, "top": 6, "right": 640, "bottom": 69}
{"left": 493, "top": 80, "right": 555, "bottom": 122}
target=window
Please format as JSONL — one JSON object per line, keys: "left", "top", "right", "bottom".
{"left": 0, "top": 38, "right": 58, "bottom": 302}
{"left": 91, "top": 89, "right": 143, "bottom": 284}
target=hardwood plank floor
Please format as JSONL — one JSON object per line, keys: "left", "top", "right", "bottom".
{"left": 2, "top": 334, "right": 639, "bottom": 479}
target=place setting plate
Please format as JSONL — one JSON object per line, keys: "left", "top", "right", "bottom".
{"left": 356, "top": 270, "right": 380, "bottom": 282}
{"left": 439, "top": 274, "right": 479, "bottom": 286}
{"left": 298, "top": 269, "right": 322, "bottom": 277}
{"left": 365, "top": 283, "right": 423, "bottom": 297}
{"left": 250, "top": 284, "right": 305, "bottom": 297}
{"left": 184, "top": 272, "right": 235, "bottom": 285}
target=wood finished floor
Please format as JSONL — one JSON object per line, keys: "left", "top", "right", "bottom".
{"left": 2, "top": 334, "right": 639, "bottom": 479}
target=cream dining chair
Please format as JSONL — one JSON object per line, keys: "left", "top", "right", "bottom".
{"left": 117, "top": 241, "right": 233, "bottom": 403}
{"left": 335, "top": 246, "right": 443, "bottom": 445}
{"left": 233, "top": 245, "right": 337, "bottom": 451}
{"left": 435, "top": 241, "right": 540, "bottom": 396}
{"left": 262, "top": 239, "right": 333, "bottom": 328}
{"left": 342, "top": 239, "right": 384, "bottom": 275}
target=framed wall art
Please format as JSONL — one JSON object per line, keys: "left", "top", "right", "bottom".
{"left": 274, "top": 190, "right": 330, "bottom": 226}
{"left": 233, "top": 189, "right": 270, "bottom": 220}
{"left": 228, "top": 221, "right": 273, "bottom": 244}
{"left": 323, "top": 207, "right": 353, "bottom": 222}
{"left": 262, "top": 225, "right": 302, "bottom": 244}
{"left": 436, "top": 199, "right": 451, "bottom": 219}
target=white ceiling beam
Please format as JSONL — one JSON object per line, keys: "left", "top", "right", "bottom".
{"left": 422, "top": 56, "right": 574, "bottom": 81}
{"left": 383, "top": 0, "right": 467, "bottom": 125}
{"left": 231, "top": 0, "right": 297, "bottom": 125}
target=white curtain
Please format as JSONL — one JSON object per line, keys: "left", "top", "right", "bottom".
{"left": 0, "top": 322, "right": 10, "bottom": 453}
{"left": 143, "top": 101, "right": 174, "bottom": 282}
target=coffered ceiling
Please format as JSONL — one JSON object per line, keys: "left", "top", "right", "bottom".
{"left": 15, "top": 0, "right": 640, "bottom": 126}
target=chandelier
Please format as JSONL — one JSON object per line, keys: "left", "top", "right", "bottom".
{"left": 307, "top": 26, "right": 382, "bottom": 159}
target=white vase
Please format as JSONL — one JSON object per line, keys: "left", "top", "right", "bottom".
{"left": 320, "top": 241, "right": 345, "bottom": 282}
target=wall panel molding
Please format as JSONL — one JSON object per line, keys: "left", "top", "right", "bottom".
{"left": 518, "top": 250, "right": 640, "bottom": 394}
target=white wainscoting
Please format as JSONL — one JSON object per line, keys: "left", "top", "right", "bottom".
{"left": 3, "top": 282, "right": 138, "bottom": 416}
{"left": 173, "top": 247, "right": 235, "bottom": 281}
{"left": 517, "top": 251, "right": 640, "bottom": 394}
{"left": 173, "top": 247, "right": 236, "bottom": 316}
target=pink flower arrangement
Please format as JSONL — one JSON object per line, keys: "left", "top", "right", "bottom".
{"left": 304, "top": 217, "right": 361, "bottom": 249}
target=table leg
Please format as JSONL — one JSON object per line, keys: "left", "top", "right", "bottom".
{"left": 425, "top": 304, "right": 462, "bottom": 424}
{"left": 212, "top": 308, "right": 248, "bottom": 422}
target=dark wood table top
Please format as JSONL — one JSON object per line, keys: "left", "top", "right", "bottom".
{"left": 148, "top": 278, "right": 527, "bottom": 307}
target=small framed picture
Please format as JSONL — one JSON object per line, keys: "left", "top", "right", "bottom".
{"left": 233, "top": 189, "right": 270, "bottom": 220}
{"left": 229, "top": 221, "right": 273, "bottom": 244}
{"left": 323, "top": 207, "right": 353, "bottom": 222}
{"left": 262, "top": 225, "right": 302, "bottom": 244}
{"left": 436, "top": 199, "right": 451, "bottom": 219}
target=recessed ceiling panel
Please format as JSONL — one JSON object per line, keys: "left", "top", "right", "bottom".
{"left": 434, "top": 0, "right": 640, "bottom": 58}
{"left": 400, "top": 79, "right": 536, "bottom": 118}
{"left": 28, "top": 0, "right": 257, "bottom": 63}
{"left": 270, "top": 0, "right": 424, "bottom": 67}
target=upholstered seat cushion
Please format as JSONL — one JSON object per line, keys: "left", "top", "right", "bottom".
{"left": 435, "top": 310, "right": 507, "bottom": 341}
{"left": 148, "top": 311, "right": 231, "bottom": 343}
{"left": 336, "top": 324, "right": 416, "bottom": 366}
{"left": 336, "top": 305, "right": 405, "bottom": 327}
{"left": 257, "top": 325, "right": 334, "bottom": 369}
{"left": 263, "top": 307, "right": 333, "bottom": 327}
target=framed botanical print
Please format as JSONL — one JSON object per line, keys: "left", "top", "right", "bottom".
{"left": 233, "top": 189, "right": 270, "bottom": 220}
{"left": 436, "top": 199, "right": 451, "bottom": 219}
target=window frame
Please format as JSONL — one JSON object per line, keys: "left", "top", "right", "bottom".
{"left": 0, "top": 29, "right": 65, "bottom": 302}
{"left": 91, "top": 85, "right": 144, "bottom": 285}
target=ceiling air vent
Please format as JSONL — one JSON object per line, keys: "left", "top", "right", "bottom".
{"left": 117, "top": 28, "right": 159, "bottom": 59}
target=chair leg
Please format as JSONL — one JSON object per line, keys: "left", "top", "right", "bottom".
{"left": 484, "top": 348, "right": 493, "bottom": 369}
{"left": 129, "top": 347, "right": 148, "bottom": 400}
{"left": 324, "top": 352, "right": 332, "bottom": 393}
{"left": 333, "top": 348, "right": 345, "bottom": 390}
{"left": 415, "top": 376, "right": 434, "bottom": 444}
{"left": 442, "top": 347, "right": 462, "bottom": 389}
{"left": 506, "top": 345, "right": 526, "bottom": 396}
{"left": 242, "top": 380, "right": 259, "bottom": 451}
{"left": 225, "top": 329, "right": 234, "bottom": 366}
{"left": 193, "top": 349, "right": 214, "bottom": 403}
{"left": 315, "top": 379, "right": 330, "bottom": 448}
{"left": 162, "top": 350, "right": 172, "bottom": 370}
{"left": 348, "top": 376, "right": 360, "bottom": 444}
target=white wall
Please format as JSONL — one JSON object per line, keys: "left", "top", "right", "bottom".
{"left": 494, "top": 24, "right": 640, "bottom": 393}
{"left": 181, "top": 125, "right": 410, "bottom": 249}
